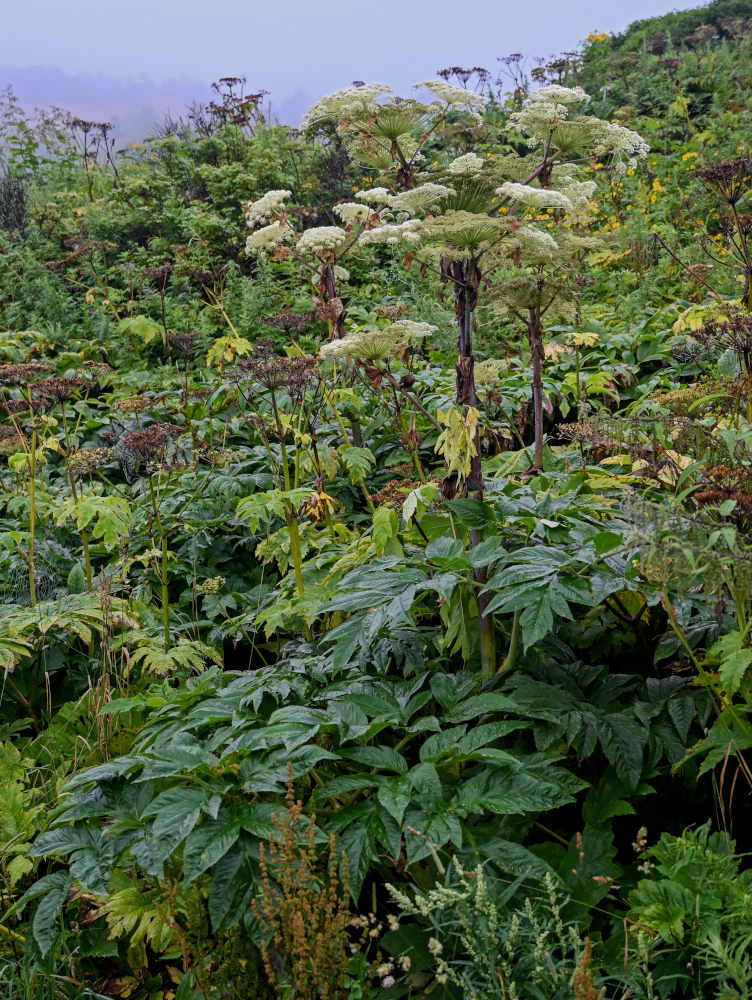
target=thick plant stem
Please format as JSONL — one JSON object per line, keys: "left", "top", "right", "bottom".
{"left": 498, "top": 609, "right": 521, "bottom": 675}
{"left": 528, "top": 310, "right": 545, "bottom": 470}
{"left": 270, "top": 391, "right": 306, "bottom": 599}
{"left": 28, "top": 427, "right": 37, "bottom": 606}
{"left": 160, "top": 531, "right": 170, "bottom": 651}
{"left": 60, "top": 403, "right": 93, "bottom": 591}
{"left": 148, "top": 478, "right": 171, "bottom": 651}
{"left": 284, "top": 504, "right": 306, "bottom": 597}
{"left": 453, "top": 256, "right": 495, "bottom": 679}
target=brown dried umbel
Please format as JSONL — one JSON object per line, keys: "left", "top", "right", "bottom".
{"left": 260, "top": 306, "right": 314, "bottom": 334}
{"left": 31, "top": 376, "right": 86, "bottom": 403}
{"left": 237, "top": 353, "right": 316, "bottom": 394}
{"left": 82, "top": 361, "right": 114, "bottom": 383}
{"left": 0, "top": 363, "right": 52, "bottom": 385}
{"left": 167, "top": 331, "right": 200, "bottom": 357}
{"left": 139, "top": 263, "right": 173, "bottom": 290}
{"left": 695, "top": 314, "right": 752, "bottom": 372}
{"left": 721, "top": 213, "right": 752, "bottom": 238}
{"left": 117, "top": 396, "right": 151, "bottom": 414}
{"left": 697, "top": 158, "right": 752, "bottom": 205}
{"left": 2, "top": 395, "right": 51, "bottom": 415}
{"left": 441, "top": 471, "right": 467, "bottom": 500}
{"left": 67, "top": 447, "right": 114, "bottom": 478}
{"left": 120, "top": 423, "right": 182, "bottom": 463}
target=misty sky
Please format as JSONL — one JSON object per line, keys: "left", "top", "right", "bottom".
{"left": 3, "top": 0, "right": 693, "bottom": 136}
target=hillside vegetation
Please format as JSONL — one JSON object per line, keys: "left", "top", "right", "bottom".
{"left": 2, "top": 4, "right": 752, "bottom": 998}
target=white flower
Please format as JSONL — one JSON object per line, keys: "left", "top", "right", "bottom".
{"left": 355, "top": 187, "right": 391, "bottom": 206}
{"left": 514, "top": 226, "right": 559, "bottom": 261}
{"left": 592, "top": 119, "right": 650, "bottom": 163}
{"left": 359, "top": 219, "right": 423, "bottom": 247}
{"left": 320, "top": 319, "right": 432, "bottom": 362}
{"left": 474, "top": 359, "right": 507, "bottom": 385}
{"left": 555, "top": 175, "right": 597, "bottom": 215}
{"left": 296, "top": 226, "right": 347, "bottom": 256}
{"left": 387, "top": 318, "right": 435, "bottom": 340}
{"left": 447, "top": 152, "right": 485, "bottom": 176}
{"left": 414, "top": 79, "right": 487, "bottom": 115}
{"left": 333, "top": 202, "right": 374, "bottom": 223}
{"left": 244, "top": 221, "right": 290, "bottom": 255}
{"left": 245, "top": 189, "right": 291, "bottom": 228}
{"left": 301, "top": 83, "right": 393, "bottom": 129}
{"left": 496, "top": 181, "right": 573, "bottom": 212}
{"left": 389, "top": 183, "right": 455, "bottom": 214}
{"left": 528, "top": 85, "right": 590, "bottom": 106}
{"left": 332, "top": 265, "right": 350, "bottom": 282}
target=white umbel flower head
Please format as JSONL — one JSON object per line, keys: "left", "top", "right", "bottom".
{"left": 245, "top": 221, "right": 291, "bottom": 255}
{"left": 320, "top": 318, "right": 434, "bottom": 362}
{"left": 359, "top": 219, "right": 423, "bottom": 247}
{"left": 332, "top": 265, "right": 350, "bottom": 282}
{"left": 591, "top": 119, "right": 650, "bottom": 170}
{"left": 555, "top": 175, "right": 597, "bottom": 215}
{"left": 245, "top": 189, "right": 291, "bottom": 228}
{"left": 447, "top": 152, "right": 485, "bottom": 176}
{"left": 496, "top": 182, "right": 573, "bottom": 212}
{"left": 389, "top": 183, "right": 456, "bottom": 214}
{"left": 355, "top": 187, "right": 391, "bottom": 206}
{"left": 296, "top": 226, "right": 347, "bottom": 256}
{"left": 528, "top": 85, "right": 589, "bottom": 106}
{"left": 333, "top": 202, "right": 374, "bottom": 223}
{"left": 513, "top": 226, "right": 559, "bottom": 262}
{"left": 301, "top": 83, "right": 393, "bottom": 129}
{"left": 414, "top": 80, "right": 487, "bottom": 116}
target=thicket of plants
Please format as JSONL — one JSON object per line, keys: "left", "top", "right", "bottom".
{"left": 3, "top": 2, "right": 752, "bottom": 997}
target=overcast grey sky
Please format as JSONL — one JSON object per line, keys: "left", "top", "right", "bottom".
{"left": 3, "top": 0, "right": 694, "bottom": 133}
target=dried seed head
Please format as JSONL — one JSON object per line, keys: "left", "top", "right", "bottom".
{"left": 139, "top": 263, "right": 173, "bottom": 289}
{"left": 260, "top": 306, "right": 315, "bottom": 333}
{"left": 697, "top": 157, "right": 752, "bottom": 205}
{"left": 117, "top": 396, "right": 151, "bottom": 414}
{"left": 237, "top": 353, "right": 316, "bottom": 393}
{"left": 0, "top": 363, "right": 52, "bottom": 385}
{"left": 32, "top": 376, "right": 86, "bottom": 402}
{"left": 2, "top": 395, "right": 51, "bottom": 415}
{"left": 120, "top": 422, "right": 182, "bottom": 463}
{"left": 167, "top": 331, "right": 201, "bottom": 357}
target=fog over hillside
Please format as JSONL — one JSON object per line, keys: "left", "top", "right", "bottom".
{"left": 1, "top": 66, "right": 314, "bottom": 144}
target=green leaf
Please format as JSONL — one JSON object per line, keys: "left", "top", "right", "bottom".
{"left": 182, "top": 814, "right": 240, "bottom": 886}
{"left": 208, "top": 847, "right": 246, "bottom": 931}
{"left": 378, "top": 775, "right": 412, "bottom": 825}
{"left": 119, "top": 315, "right": 161, "bottom": 344}
{"left": 66, "top": 563, "right": 86, "bottom": 595}
{"left": 372, "top": 507, "right": 399, "bottom": 556}
{"left": 339, "top": 445, "right": 375, "bottom": 482}
{"left": 341, "top": 745, "right": 408, "bottom": 773}
{"left": 707, "top": 631, "right": 752, "bottom": 696}
{"left": 444, "top": 498, "right": 497, "bottom": 529}
{"left": 338, "top": 812, "right": 377, "bottom": 899}
{"left": 32, "top": 872, "right": 73, "bottom": 956}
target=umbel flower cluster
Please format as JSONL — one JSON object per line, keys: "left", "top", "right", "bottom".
{"left": 320, "top": 320, "right": 435, "bottom": 363}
